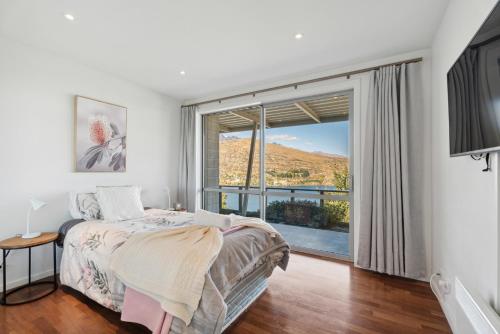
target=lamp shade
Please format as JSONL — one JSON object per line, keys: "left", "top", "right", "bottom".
{"left": 30, "top": 199, "right": 46, "bottom": 211}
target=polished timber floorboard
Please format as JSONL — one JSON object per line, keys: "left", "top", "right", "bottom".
{"left": 0, "top": 254, "right": 451, "bottom": 334}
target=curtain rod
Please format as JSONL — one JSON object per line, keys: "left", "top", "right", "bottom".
{"left": 182, "top": 57, "right": 423, "bottom": 108}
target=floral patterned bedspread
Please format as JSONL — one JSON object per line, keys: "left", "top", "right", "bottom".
{"left": 60, "top": 209, "right": 290, "bottom": 333}
{"left": 60, "top": 209, "right": 196, "bottom": 311}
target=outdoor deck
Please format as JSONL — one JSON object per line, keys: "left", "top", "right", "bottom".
{"left": 270, "top": 223, "right": 350, "bottom": 257}
{"left": 215, "top": 185, "right": 351, "bottom": 257}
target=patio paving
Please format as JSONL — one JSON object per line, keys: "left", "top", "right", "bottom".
{"left": 270, "top": 223, "right": 350, "bottom": 257}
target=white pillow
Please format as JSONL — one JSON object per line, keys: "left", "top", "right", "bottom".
{"left": 96, "top": 186, "right": 145, "bottom": 221}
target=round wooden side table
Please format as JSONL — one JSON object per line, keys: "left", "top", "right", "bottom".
{"left": 0, "top": 232, "right": 58, "bottom": 305}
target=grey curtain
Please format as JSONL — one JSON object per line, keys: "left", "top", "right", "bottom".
{"left": 177, "top": 105, "right": 197, "bottom": 212}
{"left": 357, "top": 63, "right": 426, "bottom": 279}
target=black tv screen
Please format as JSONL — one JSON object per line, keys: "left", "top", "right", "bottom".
{"left": 448, "top": 3, "right": 500, "bottom": 156}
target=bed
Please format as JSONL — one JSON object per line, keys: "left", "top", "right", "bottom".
{"left": 58, "top": 209, "right": 289, "bottom": 333}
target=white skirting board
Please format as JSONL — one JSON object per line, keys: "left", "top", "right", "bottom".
{"left": 0, "top": 269, "right": 56, "bottom": 291}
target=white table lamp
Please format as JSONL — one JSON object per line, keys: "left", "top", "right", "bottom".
{"left": 22, "top": 199, "right": 46, "bottom": 239}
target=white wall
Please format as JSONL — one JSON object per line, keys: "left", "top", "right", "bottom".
{"left": 0, "top": 35, "right": 181, "bottom": 289}
{"left": 430, "top": 0, "right": 499, "bottom": 332}
{"left": 186, "top": 49, "right": 433, "bottom": 273}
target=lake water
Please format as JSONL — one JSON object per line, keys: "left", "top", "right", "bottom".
{"left": 223, "top": 185, "right": 340, "bottom": 212}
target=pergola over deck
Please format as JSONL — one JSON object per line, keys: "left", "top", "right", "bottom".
{"left": 215, "top": 94, "right": 350, "bottom": 133}
{"left": 205, "top": 93, "right": 350, "bottom": 215}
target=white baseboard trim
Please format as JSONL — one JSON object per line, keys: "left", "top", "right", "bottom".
{"left": 1, "top": 269, "right": 58, "bottom": 291}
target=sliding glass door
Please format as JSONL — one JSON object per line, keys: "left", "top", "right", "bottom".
{"left": 202, "top": 91, "right": 353, "bottom": 259}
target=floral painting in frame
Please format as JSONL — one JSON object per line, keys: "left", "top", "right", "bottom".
{"left": 75, "top": 96, "right": 127, "bottom": 172}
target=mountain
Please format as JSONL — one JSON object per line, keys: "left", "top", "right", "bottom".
{"left": 312, "top": 151, "right": 347, "bottom": 159}
{"left": 218, "top": 138, "right": 348, "bottom": 187}
{"left": 220, "top": 134, "right": 240, "bottom": 141}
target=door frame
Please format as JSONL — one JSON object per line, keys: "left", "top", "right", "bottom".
{"left": 200, "top": 89, "right": 355, "bottom": 262}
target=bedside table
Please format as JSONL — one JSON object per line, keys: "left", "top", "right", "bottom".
{"left": 0, "top": 232, "right": 58, "bottom": 306}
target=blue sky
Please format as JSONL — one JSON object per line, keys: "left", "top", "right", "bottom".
{"left": 225, "top": 121, "right": 349, "bottom": 157}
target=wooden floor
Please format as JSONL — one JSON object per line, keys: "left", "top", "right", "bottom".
{"left": 0, "top": 253, "right": 451, "bottom": 334}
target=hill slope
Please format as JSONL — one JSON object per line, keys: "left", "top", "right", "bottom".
{"left": 219, "top": 138, "right": 348, "bottom": 187}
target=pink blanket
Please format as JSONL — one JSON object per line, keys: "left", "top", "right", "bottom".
{"left": 121, "top": 288, "right": 173, "bottom": 334}
{"left": 120, "top": 226, "right": 244, "bottom": 332}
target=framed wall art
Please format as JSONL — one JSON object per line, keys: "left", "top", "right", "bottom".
{"left": 75, "top": 96, "right": 127, "bottom": 172}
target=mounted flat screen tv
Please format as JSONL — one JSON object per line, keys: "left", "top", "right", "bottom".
{"left": 448, "top": 3, "right": 500, "bottom": 156}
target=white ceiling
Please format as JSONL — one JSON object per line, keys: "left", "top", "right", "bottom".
{"left": 0, "top": 0, "right": 449, "bottom": 101}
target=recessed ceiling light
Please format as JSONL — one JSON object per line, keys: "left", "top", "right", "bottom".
{"left": 295, "top": 33, "right": 303, "bottom": 40}
{"left": 180, "top": 70, "right": 186, "bottom": 76}
{"left": 64, "top": 13, "right": 75, "bottom": 21}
